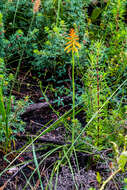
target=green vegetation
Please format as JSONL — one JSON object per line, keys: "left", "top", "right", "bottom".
{"left": 0, "top": 0, "right": 127, "bottom": 189}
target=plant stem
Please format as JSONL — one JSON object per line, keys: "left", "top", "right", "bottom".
{"left": 72, "top": 51, "right": 75, "bottom": 144}
{"left": 100, "top": 168, "right": 121, "bottom": 190}
{"left": 56, "top": 0, "right": 61, "bottom": 27}
{"left": 96, "top": 48, "right": 100, "bottom": 145}
{"left": 116, "top": 0, "right": 120, "bottom": 32}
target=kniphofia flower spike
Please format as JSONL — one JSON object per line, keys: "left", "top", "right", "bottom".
{"left": 33, "top": 0, "right": 41, "bottom": 13}
{"left": 64, "top": 29, "right": 81, "bottom": 53}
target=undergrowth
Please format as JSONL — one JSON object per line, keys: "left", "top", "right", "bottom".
{"left": 0, "top": 0, "right": 127, "bottom": 189}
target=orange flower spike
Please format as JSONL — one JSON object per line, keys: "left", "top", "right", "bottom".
{"left": 33, "top": 0, "right": 41, "bottom": 13}
{"left": 64, "top": 29, "right": 81, "bottom": 53}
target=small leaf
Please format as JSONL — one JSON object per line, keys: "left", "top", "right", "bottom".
{"left": 111, "top": 141, "right": 119, "bottom": 158}
{"left": 96, "top": 172, "right": 102, "bottom": 184}
{"left": 118, "top": 151, "right": 127, "bottom": 171}
{"left": 125, "top": 135, "right": 127, "bottom": 149}
{"left": 91, "top": 7, "right": 102, "bottom": 22}
{"left": 124, "top": 178, "right": 127, "bottom": 184}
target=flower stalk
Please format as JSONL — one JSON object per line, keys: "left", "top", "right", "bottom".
{"left": 72, "top": 50, "right": 75, "bottom": 143}
{"left": 64, "top": 28, "right": 81, "bottom": 144}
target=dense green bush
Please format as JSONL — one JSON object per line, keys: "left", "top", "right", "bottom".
{"left": 0, "top": 0, "right": 90, "bottom": 74}
{"left": 0, "top": 0, "right": 126, "bottom": 82}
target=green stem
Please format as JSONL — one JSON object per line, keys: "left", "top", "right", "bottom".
{"left": 100, "top": 168, "right": 121, "bottom": 190}
{"left": 72, "top": 51, "right": 75, "bottom": 144}
{"left": 56, "top": 0, "right": 61, "bottom": 27}
{"left": 96, "top": 49, "right": 100, "bottom": 145}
